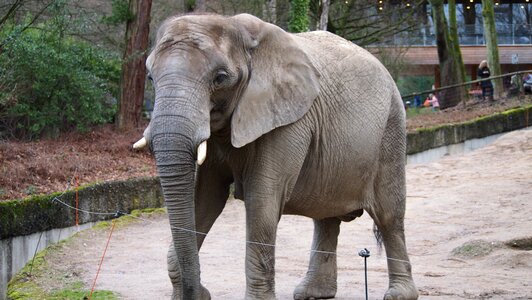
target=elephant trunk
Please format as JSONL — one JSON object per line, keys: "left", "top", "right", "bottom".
{"left": 154, "top": 130, "right": 200, "bottom": 298}
{"left": 150, "top": 86, "right": 210, "bottom": 299}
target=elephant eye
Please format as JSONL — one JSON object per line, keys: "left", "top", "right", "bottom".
{"left": 213, "top": 70, "right": 229, "bottom": 87}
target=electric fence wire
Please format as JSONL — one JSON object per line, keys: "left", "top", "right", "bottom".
{"left": 44, "top": 174, "right": 413, "bottom": 266}
{"left": 37, "top": 174, "right": 425, "bottom": 300}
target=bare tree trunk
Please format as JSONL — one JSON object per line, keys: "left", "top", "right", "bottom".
{"left": 448, "top": 0, "right": 467, "bottom": 107}
{"left": 317, "top": 0, "right": 329, "bottom": 30}
{"left": 481, "top": 0, "right": 502, "bottom": 99}
{"left": 430, "top": 0, "right": 464, "bottom": 109}
{"left": 262, "top": 0, "right": 276, "bottom": 23}
{"left": 195, "top": 0, "right": 206, "bottom": 12}
{"left": 175, "top": 0, "right": 185, "bottom": 12}
{"left": 116, "top": 0, "right": 152, "bottom": 130}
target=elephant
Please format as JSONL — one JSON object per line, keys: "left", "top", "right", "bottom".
{"left": 133, "top": 13, "right": 418, "bottom": 300}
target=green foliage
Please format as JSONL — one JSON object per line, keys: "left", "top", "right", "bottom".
{"left": 288, "top": 0, "right": 310, "bottom": 33}
{"left": 397, "top": 75, "right": 433, "bottom": 96}
{"left": 0, "top": 17, "right": 121, "bottom": 139}
{"left": 103, "top": 0, "right": 134, "bottom": 26}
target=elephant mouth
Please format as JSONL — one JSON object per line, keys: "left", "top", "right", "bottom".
{"left": 210, "top": 100, "right": 229, "bottom": 128}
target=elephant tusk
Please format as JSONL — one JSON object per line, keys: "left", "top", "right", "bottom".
{"left": 133, "top": 137, "right": 147, "bottom": 149}
{"left": 197, "top": 141, "right": 207, "bottom": 165}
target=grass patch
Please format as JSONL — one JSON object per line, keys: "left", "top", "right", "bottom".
{"left": 451, "top": 240, "right": 497, "bottom": 258}
{"left": 49, "top": 288, "right": 117, "bottom": 300}
{"left": 406, "top": 107, "right": 434, "bottom": 118}
{"left": 92, "top": 207, "right": 167, "bottom": 230}
{"left": 4, "top": 209, "right": 168, "bottom": 299}
{"left": 7, "top": 243, "right": 117, "bottom": 300}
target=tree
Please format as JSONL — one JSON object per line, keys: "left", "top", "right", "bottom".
{"left": 324, "top": 0, "right": 423, "bottom": 47}
{"left": 481, "top": 0, "right": 502, "bottom": 99}
{"left": 317, "top": 0, "right": 329, "bottom": 30}
{"left": 429, "top": 0, "right": 466, "bottom": 109}
{"left": 289, "top": 0, "right": 310, "bottom": 32}
{"left": 262, "top": 0, "right": 277, "bottom": 23}
{"left": 195, "top": 0, "right": 206, "bottom": 12}
{"left": 116, "top": 0, "right": 152, "bottom": 130}
{"left": 448, "top": 0, "right": 467, "bottom": 107}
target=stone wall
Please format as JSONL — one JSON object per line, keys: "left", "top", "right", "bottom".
{"left": 0, "top": 177, "right": 163, "bottom": 240}
{"left": 407, "top": 105, "right": 531, "bottom": 155}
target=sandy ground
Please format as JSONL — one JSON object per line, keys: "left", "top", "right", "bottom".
{"left": 46, "top": 128, "right": 532, "bottom": 300}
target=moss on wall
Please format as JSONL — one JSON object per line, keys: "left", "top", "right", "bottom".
{"left": 407, "top": 105, "right": 531, "bottom": 155}
{"left": 0, "top": 177, "right": 163, "bottom": 240}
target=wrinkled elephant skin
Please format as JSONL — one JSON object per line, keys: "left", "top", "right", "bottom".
{"left": 141, "top": 13, "right": 418, "bottom": 300}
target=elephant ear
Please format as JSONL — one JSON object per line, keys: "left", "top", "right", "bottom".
{"left": 230, "top": 14, "right": 320, "bottom": 148}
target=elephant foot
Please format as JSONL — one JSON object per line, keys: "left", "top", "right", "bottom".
{"left": 245, "top": 292, "right": 276, "bottom": 300}
{"left": 171, "top": 284, "right": 211, "bottom": 300}
{"left": 383, "top": 282, "right": 418, "bottom": 300}
{"left": 293, "top": 276, "right": 336, "bottom": 300}
{"left": 200, "top": 285, "right": 211, "bottom": 300}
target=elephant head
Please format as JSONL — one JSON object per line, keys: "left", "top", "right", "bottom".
{"left": 134, "top": 14, "right": 319, "bottom": 298}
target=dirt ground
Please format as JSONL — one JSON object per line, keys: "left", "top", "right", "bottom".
{"left": 34, "top": 127, "right": 532, "bottom": 300}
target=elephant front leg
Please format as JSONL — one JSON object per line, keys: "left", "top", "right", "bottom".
{"left": 244, "top": 194, "right": 281, "bottom": 300}
{"left": 294, "top": 217, "right": 340, "bottom": 300}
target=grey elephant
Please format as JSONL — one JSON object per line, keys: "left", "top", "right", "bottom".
{"left": 133, "top": 13, "right": 417, "bottom": 300}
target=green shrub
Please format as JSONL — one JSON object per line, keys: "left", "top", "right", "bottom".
{"left": 288, "top": 0, "right": 310, "bottom": 33}
{"left": 397, "top": 75, "right": 434, "bottom": 96}
{"left": 0, "top": 20, "right": 121, "bottom": 139}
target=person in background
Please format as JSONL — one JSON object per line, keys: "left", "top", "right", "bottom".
{"left": 413, "top": 94, "right": 422, "bottom": 108}
{"left": 428, "top": 93, "right": 440, "bottom": 111}
{"left": 477, "top": 60, "right": 493, "bottom": 100}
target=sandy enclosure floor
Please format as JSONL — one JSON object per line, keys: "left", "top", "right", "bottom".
{"left": 49, "top": 128, "right": 532, "bottom": 300}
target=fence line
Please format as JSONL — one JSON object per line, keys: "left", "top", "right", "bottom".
{"left": 45, "top": 175, "right": 413, "bottom": 265}
{"left": 402, "top": 69, "right": 532, "bottom": 100}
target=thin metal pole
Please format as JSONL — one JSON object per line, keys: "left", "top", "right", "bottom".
{"left": 364, "top": 256, "right": 368, "bottom": 300}
{"left": 358, "top": 248, "right": 370, "bottom": 300}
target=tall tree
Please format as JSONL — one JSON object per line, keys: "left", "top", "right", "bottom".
{"left": 317, "top": 0, "right": 329, "bottom": 30}
{"left": 289, "top": 0, "right": 310, "bottom": 32}
{"left": 448, "top": 0, "right": 467, "bottom": 106}
{"left": 429, "top": 0, "right": 466, "bottom": 109}
{"left": 194, "top": 0, "right": 206, "bottom": 12}
{"left": 116, "top": 0, "right": 152, "bottom": 130}
{"left": 262, "top": 0, "right": 277, "bottom": 23}
{"left": 481, "top": 0, "right": 502, "bottom": 99}
{"left": 325, "top": 0, "right": 423, "bottom": 47}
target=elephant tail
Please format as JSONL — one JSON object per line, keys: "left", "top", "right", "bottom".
{"left": 373, "top": 223, "right": 384, "bottom": 251}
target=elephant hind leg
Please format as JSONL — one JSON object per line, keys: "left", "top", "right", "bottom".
{"left": 367, "top": 97, "right": 418, "bottom": 300}
{"left": 294, "top": 217, "right": 340, "bottom": 300}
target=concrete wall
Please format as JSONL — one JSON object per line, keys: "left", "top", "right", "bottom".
{"left": 407, "top": 105, "right": 531, "bottom": 155}
{"left": 0, "top": 177, "right": 163, "bottom": 300}
{"left": 0, "top": 223, "right": 94, "bottom": 300}
{"left": 407, "top": 132, "right": 505, "bottom": 165}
